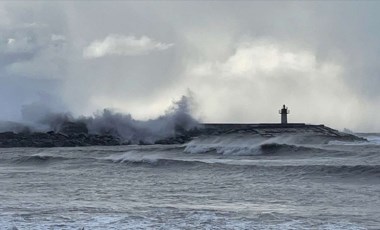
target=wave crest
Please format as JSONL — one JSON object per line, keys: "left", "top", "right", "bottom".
{"left": 103, "top": 151, "right": 200, "bottom": 166}
{"left": 184, "top": 134, "right": 323, "bottom": 155}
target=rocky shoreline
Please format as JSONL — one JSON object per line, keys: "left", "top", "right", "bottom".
{"left": 0, "top": 122, "right": 366, "bottom": 148}
{"left": 0, "top": 131, "right": 122, "bottom": 148}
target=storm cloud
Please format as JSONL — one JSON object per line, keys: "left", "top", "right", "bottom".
{"left": 0, "top": 1, "right": 380, "bottom": 131}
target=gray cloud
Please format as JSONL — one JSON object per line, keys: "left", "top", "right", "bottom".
{"left": 0, "top": 1, "right": 380, "bottom": 131}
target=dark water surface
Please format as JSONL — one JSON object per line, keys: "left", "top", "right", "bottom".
{"left": 0, "top": 134, "right": 379, "bottom": 229}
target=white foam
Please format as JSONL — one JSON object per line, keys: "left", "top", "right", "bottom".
{"left": 184, "top": 134, "right": 307, "bottom": 155}
{"left": 104, "top": 151, "right": 162, "bottom": 164}
{"left": 365, "top": 135, "right": 380, "bottom": 145}
{"left": 328, "top": 135, "right": 380, "bottom": 146}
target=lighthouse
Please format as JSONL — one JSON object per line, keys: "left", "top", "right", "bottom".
{"left": 279, "top": 105, "right": 290, "bottom": 124}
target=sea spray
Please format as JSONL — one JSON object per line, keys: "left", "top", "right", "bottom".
{"left": 0, "top": 95, "right": 199, "bottom": 144}
{"left": 83, "top": 95, "right": 198, "bottom": 143}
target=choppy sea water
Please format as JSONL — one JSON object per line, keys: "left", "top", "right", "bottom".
{"left": 0, "top": 134, "right": 379, "bottom": 229}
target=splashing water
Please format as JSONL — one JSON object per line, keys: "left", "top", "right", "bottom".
{"left": 0, "top": 95, "right": 199, "bottom": 143}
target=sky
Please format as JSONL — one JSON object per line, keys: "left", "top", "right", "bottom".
{"left": 0, "top": 1, "right": 380, "bottom": 132}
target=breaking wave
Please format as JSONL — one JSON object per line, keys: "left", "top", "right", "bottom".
{"left": 100, "top": 153, "right": 380, "bottom": 178}
{"left": 184, "top": 134, "right": 327, "bottom": 155}
{"left": 104, "top": 154, "right": 380, "bottom": 177}
{"left": 363, "top": 135, "right": 380, "bottom": 145}
{"left": 5, "top": 148, "right": 380, "bottom": 178}
{"left": 103, "top": 151, "right": 201, "bottom": 166}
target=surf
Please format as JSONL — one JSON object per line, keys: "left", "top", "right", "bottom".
{"left": 183, "top": 134, "right": 330, "bottom": 156}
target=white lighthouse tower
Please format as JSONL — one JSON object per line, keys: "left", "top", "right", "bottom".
{"left": 279, "top": 105, "right": 290, "bottom": 124}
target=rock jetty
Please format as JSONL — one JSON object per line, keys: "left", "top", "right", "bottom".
{"left": 154, "top": 123, "right": 366, "bottom": 144}
{"left": 0, "top": 122, "right": 365, "bottom": 148}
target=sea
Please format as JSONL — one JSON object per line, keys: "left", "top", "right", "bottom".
{"left": 0, "top": 133, "right": 379, "bottom": 229}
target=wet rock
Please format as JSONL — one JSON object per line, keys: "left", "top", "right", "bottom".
{"left": 0, "top": 131, "right": 122, "bottom": 148}
{"left": 0, "top": 123, "right": 365, "bottom": 148}
{"left": 59, "top": 121, "right": 88, "bottom": 135}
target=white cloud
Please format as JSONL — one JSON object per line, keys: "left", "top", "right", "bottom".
{"left": 190, "top": 40, "right": 318, "bottom": 77}
{"left": 83, "top": 34, "right": 173, "bottom": 59}
{"left": 222, "top": 42, "right": 317, "bottom": 75}
{"left": 183, "top": 39, "right": 366, "bottom": 130}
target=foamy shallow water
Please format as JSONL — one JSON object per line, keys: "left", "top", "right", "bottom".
{"left": 0, "top": 136, "right": 379, "bottom": 229}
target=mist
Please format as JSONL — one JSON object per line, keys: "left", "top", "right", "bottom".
{"left": 1, "top": 2, "right": 380, "bottom": 132}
